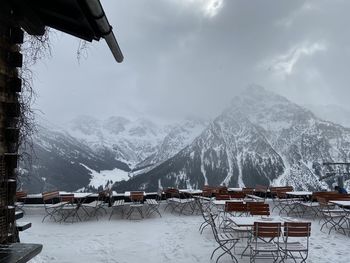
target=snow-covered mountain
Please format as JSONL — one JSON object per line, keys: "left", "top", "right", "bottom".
{"left": 133, "top": 117, "right": 208, "bottom": 173}
{"left": 114, "top": 85, "right": 350, "bottom": 192}
{"left": 67, "top": 115, "right": 168, "bottom": 167}
{"left": 19, "top": 116, "right": 208, "bottom": 193}
{"left": 19, "top": 123, "right": 130, "bottom": 193}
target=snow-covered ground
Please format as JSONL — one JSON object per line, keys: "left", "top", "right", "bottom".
{"left": 19, "top": 202, "right": 350, "bottom": 263}
{"left": 79, "top": 163, "right": 130, "bottom": 189}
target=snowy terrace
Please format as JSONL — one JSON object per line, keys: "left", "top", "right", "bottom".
{"left": 18, "top": 196, "right": 350, "bottom": 263}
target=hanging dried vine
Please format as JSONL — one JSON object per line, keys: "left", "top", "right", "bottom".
{"left": 16, "top": 28, "right": 52, "bottom": 187}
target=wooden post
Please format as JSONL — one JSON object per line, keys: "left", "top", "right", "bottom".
{"left": 0, "top": 3, "right": 23, "bottom": 244}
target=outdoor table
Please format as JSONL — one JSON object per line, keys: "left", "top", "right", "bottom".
{"left": 329, "top": 200, "right": 350, "bottom": 207}
{"left": 286, "top": 191, "right": 313, "bottom": 205}
{"left": 286, "top": 191, "right": 312, "bottom": 197}
{"left": 228, "top": 188, "right": 243, "bottom": 192}
{"left": 179, "top": 189, "right": 203, "bottom": 195}
{"left": 227, "top": 215, "right": 307, "bottom": 227}
{"left": 212, "top": 199, "right": 244, "bottom": 206}
{"left": 124, "top": 191, "right": 146, "bottom": 197}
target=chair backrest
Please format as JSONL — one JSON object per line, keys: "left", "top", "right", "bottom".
{"left": 130, "top": 192, "right": 144, "bottom": 202}
{"left": 164, "top": 188, "right": 179, "bottom": 198}
{"left": 324, "top": 194, "right": 350, "bottom": 202}
{"left": 60, "top": 194, "right": 75, "bottom": 203}
{"left": 284, "top": 222, "right": 311, "bottom": 237}
{"left": 276, "top": 191, "right": 288, "bottom": 199}
{"left": 255, "top": 185, "right": 268, "bottom": 193}
{"left": 249, "top": 203, "right": 270, "bottom": 216}
{"left": 218, "top": 186, "right": 228, "bottom": 194}
{"left": 229, "top": 192, "right": 246, "bottom": 199}
{"left": 225, "top": 202, "right": 247, "bottom": 214}
{"left": 202, "top": 189, "right": 213, "bottom": 197}
{"left": 42, "top": 191, "right": 59, "bottom": 202}
{"left": 254, "top": 222, "right": 281, "bottom": 239}
{"left": 242, "top": 188, "right": 255, "bottom": 195}
{"left": 16, "top": 191, "right": 27, "bottom": 199}
{"left": 216, "top": 194, "right": 230, "bottom": 200}
{"left": 270, "top": 186, "right": 293, "bottom": 196}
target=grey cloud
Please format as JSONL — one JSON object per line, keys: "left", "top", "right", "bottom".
{"left": 30, "top": 0, "right": 350, "bottom": 125}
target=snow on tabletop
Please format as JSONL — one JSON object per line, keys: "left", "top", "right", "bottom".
{"left": 20, "top": 202, "right": 350, "bottom": 263}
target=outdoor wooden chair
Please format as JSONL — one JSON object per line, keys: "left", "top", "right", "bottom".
{"left": 297, "top": 192, "right": 321, "bottom": 218}
{"left": 59, "top": 194, "right": 81, "bottom": 223}
{"left": 15, "top": 191, "right": 27, "bottom": 214}
{"left": 217, "top": 186, "right": 229, "bottom": 195}
{"left": 196, "top": 196, "right": 217, "bottom": 234}
{"left": 249, "top": 222, "right": 281, "bottom": 263}
{"left": 255, "top": 185, "right": 269, "bottom": 199}
{"left": 215, "top": 194, "right": 231, "bottom": 200}
{"left": 145, "top": 190, "right": 162, "bottom": 218}
{"left": 126, "top": 191, "right": 144, "bottom": 219}
{"left": 249, "top": 203, "right": 270, "bottom": 217}
{"left": 202, "top": 185, "right": 215, "bottom": 198}
{"left": 229, "top": 192, "right": 246, "bottom": 200}
{"left": 317, "top": 196, "right": 347, "bottom": 234}
{"left": 42, "top": 191, "right": 67, "bottom": 222}
{"left": 222, "top": 202, "right": 251, "bottom": 239}
{"left": 109, "top": 199, "right": 125, "bottom": 220}
{"left": 164, "top": 188, "right": 180, "bottom": 212}
{"left": 208, "top": 213, "right": 239, "bottom": 263}
{"left": 164, "top": 188, "right": 195, "bottom": 215}
{"left": 81, "top": 192, "right": 106, "bottom": 220}
{"left": 225, "top": 202, "right": 248, "bottom": 217}
{"left": 242, "top": 188, "right": 255, "bottom": 196}
{"left": 279, "top": 222, "right": 311, "bottom": 263}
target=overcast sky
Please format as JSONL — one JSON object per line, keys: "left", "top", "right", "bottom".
{"left": 30, "top": 0, "right": 350, "bottom": 125}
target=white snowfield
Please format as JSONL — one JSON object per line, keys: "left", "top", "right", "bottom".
{"left": 21, "top": 203, "right": 350, "bottom": 263}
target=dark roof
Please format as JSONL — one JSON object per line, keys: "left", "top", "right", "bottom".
{"left": 5, "top": 0, "right": 123, "bottom": 62}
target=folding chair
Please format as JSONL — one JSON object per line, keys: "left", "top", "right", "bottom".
{"left": 250, "top": 222, "right": 281, "bottom": 263}
{"left": 255, "top": 185, "right": 268, "bottom": 200}
{"left": 59, "top": 194, "right": 81, "bottom": 223}
{"left": 279, "top": 222, "right": 311, "bottom": 263}
{"left": 109, "top": 199, "right": 125, "bottom": 220}
{"left": 164, "top": 188, "right": 180, "bottom": 212}
{"left": 219, "top": 201, "right": 247, "bottom": 228}
{"left": 222, "top": 202, "right": 251, "bottom": 239}
{"left": 15, "top": 191, "right": 27, "bottom": 214}
{"left": 195, "top": 196, "right": 217, "bottom": 234}
{"left": 248, "top": 203, "right": 270, "bottom": 217}
{"left": 317, "top": 197, "right": 347, "bottom": 234}
{"left": 126, "top": 191, "right": 144, "bottom": 219}
{"left": 81, "top": 193, "right": 106, "bottom": 220}
{"left": 296, "top": 193, "right": 320, "bottom": 218}
{"left": 208, "top": 213, "right": 239, "bottom": 263}
{"left": 145, "top": 191, "right": 162, "bottom": 217}
{"left": 215, "top": 194, "right": 231, "bottom": 200}
{"left": 242, "top": 188, "right": 255, "bottom": 196}
{"left": 273, "top": 191, "right": 300, "bottom": 215}
{"left": 42, "top": 191, "right": 67, "bottom": 222}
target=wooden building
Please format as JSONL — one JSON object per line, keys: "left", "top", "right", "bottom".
{"left": 0, "top": 0, "right": 123, "bottom": 261}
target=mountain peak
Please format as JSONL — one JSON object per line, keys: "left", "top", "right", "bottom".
{"left": 238, "top": 84, "right": 290, "bottom": 105}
